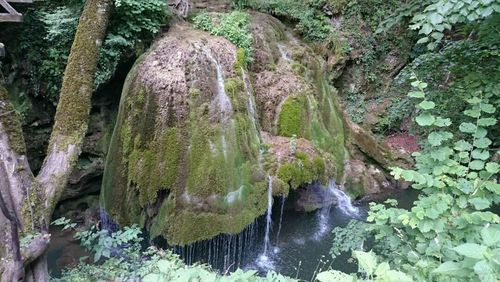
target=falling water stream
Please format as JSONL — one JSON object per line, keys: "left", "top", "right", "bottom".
{"left": 241, "top": 67, "right": 258, "bottom": 131}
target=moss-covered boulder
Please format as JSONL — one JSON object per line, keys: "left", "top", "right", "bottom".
{"left": 101, "top": 13, "right": 406, "bottom": 246}
{"left": 101, "top": 24, "right": 267, "bottom": 245}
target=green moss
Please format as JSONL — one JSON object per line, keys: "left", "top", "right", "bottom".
{"left": 224, "top": 78, "right": 246, "bottom": 113}
{"left": 277, "top": 150, "right": 327, "bottom": 190}
{"left": 127, "top": 127, "right": 183, "bottom": 205}
{"left": 0, "top": 82, "right": 27, "bottom": 155}
{"left": 278, "top": 95, "right": 309, "bottom": 137}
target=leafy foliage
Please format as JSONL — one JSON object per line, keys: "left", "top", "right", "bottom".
{"left": 53, "top": 224, "right": 297, "bottom": 281}
{"left": 318, "top": 251, "right": 412, "bottom": 282}
{"left": 365, "top": 76, "right": 500, "bottom": 281}
{"left": 330, "top": 220, "right": 368, "bottom": 259}
{"left": 233, "top": 0, "right": 333, "bottom": 41}
{"left": 12, "top": 0, "right": 167, "bottom": 103}
{"left": 409, "top": 0, "right": 500, "bottom": 49}
{"left": 193, "top": 11, "right": 253, "bottom": 63}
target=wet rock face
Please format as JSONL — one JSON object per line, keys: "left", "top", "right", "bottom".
{"left": 101, "top": 13, "right": 402, "bottom": 246}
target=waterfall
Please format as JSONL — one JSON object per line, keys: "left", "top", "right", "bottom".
{"left": 202, "top": 47, "right": 234, "bottom": 158}
{"left": 328, "top": 181, "right": 359, "bottom": 216}
{"left": 241, "top": 67, "right": 258, "bottom": 131}
{"left": 263, "top": 176, "right": 273, "bottom": 255}
{"left": 275, "top": 195, "right": 286, "bottom": 245}
{"left": 204, "top": 49, "right": 233, "bottom": 123}
{"left": 277, "top": 43, "right": 292, "bottom": 62}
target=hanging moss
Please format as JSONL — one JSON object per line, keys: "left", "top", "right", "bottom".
{"left": 276, "top": 151, "right": 327, "bottom": 190}
{"left": 127, "top": 127, "right": 183, "bottom": 205}
{"left": 278, "top": 95, "right": 309, "bottom": 137}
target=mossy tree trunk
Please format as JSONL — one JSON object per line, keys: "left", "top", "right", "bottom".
{"left": 0, "top": 0, "right": 112, "bottom": 281}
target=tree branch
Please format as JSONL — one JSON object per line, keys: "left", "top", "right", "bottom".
{"left": 36, "top": 0, "right": 113, "bottom": 221}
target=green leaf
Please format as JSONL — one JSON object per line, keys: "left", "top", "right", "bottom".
{"left": 353, "top": 250, "right": 377, "bottom": 276}
{"left": 428, "top": 13, "right": 444, "bottom": 25}
{"left": 433, "top": 261, "right": 465, "bottom": 275}
{"left": 420, "top": 23, "right": 433, "bottom": 35}
{"left": 408, "top": 91, "right": 425, "bottom": 98}
{"left": 457, "top": 178, "right": 474, "bottom": 194}
{"left": 454, "top": 140, "right": 473, "bottom": 151}
{"left": 453, "top": 243, "right": 486, "bottom": 259}
{"left": 469, "top": 198, "right": 491, "bottom": 210}
{"left": 467, "top": 97, "right": 482, "bottom": 104}
{"left": 434, "top": 117, "right": 452, "bottom": 127}
{"left": 428, "top": 131, "right": 453, "bottom": 146}
{"left": 143, "top": 273, "right": 164, "bottom": 282}
{"left": 484, "top": 181, "right": 500, "bottom": 194}
{"left": 474, "top": 260, "right": 496, "bottom": 282}
{"left": 480, "top": 103, "right": 496, "bottom": 114}
{"left": 464, "top": 108, "right": 481, "bottom": 118}
{"left": 473, "top": 127, "right": 488, "bottom": 138}
{"left": 477, "top": 118, "right": 497, "bottom": 127}
{"left": 416, "top": 113, "right": 435, "bottom": 126}
{"left": 471, "top": 149, "right": 490, "bottom": 160}
{"left": 470, "top": 160, "right": 485, "bottom": 170}
{"left": 485, "top": 162, "right": 499, "bottom": 174}
{"left": 473, "top": 138, "right": 492, "bottom": 149}
{"left": 459, "top": 122, "right": 477, "bottom": 133}
{"left": 316, "top": 271, "right": 354, "bottom": 282}
{"left": 481, "top": 226, "right": 500, "bottom": 247}
{"left": 419, "top": 100, "right": 436, "bottom": 110}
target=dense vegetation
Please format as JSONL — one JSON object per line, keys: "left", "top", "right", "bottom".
{"left": 1, "top": 0, "right": 498, "bottom": 281}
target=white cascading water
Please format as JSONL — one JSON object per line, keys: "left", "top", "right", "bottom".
{"left": 257, "top": 176, "right": 274, "bottom": 268}
{"left": 275, "top": 195, "right": 286, "bottom": 245}
{"left": 203, "top": 47, "right": 234, "bottom": 158}
{"left": 328, "top": 181, "right": 359, "bottom": 216}
{"left": 241, "top": 67, "right": 258, "bottom": 131}
{"left": 263, "top": 176, "right": 273, "bottom": 255}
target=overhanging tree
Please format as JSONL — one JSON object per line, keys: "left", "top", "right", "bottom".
{"left": 0, "top": 0, "right": 113, "bottom": 280}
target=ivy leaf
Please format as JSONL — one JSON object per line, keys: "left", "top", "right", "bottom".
{"left": 481, "top": 226, "right": 500, "bottom": 247}
{"left": 419, "top": 101, "right": 436, "bottom": 110}
{"left": 428, "top": 131, "right": 453, "bottom": 146}
{"left": 453, "top": 243, "right": 486, "bottom": 259}
{"left": 428, "top": 13, "right": 444, "bottom": 25}
{"left": 420, "top": 23, "right": 433, "bottom": 35}
{"left": 470, "top": 160, "right": 485, "bottom": 170}
{"left": 434, "top": 117, "right": 452, "bottom": 127}
{"left": 485, "top": 162, "right": 499, "bottom": 174}
{"left": 473, "top": 127, "right": 488, "bottom": 138}
{"left": 416, "top": 113, "right": 435, "bottom": 126}
{"left": 316, "top": 271, "right": 354, "bottom": 282}
{"left": 467, "top": 97, "right": 482, "bottom": 104}
{"left": 353, "top": 250, "right": 377, "bottom": 276}
{"left": 433, "top": 261, "right": 465, "bottom": 275}
{"left": 454, "top": 140, "right": 473, "bottom": 151}
{"left": 480, "top": 103, "right": 496, "bottom": 114}
{"left": 477, "top": 118, "right": 497, "bottom": 127}
{"left": 408, "top": 91, "right": 425, "bottom": 98}
{"left": 457, "top": 178, "right": 474, "bottom": 194}
{"left": 474, "top": 260, "right": 496, "bottom": 282}
{"left": 473, "top": 138, "right": 492, "bottom": 149}
{"left": 471, "top": 149, "right": 490, "bottom": 160}
{"left": 459, "top": 122, "right": 476, "bottom": 133}
{"left": 469, "top": 198, "right": 491, "bottom": 210}
{"left": 484, "top": 181, "right": 500, "bottom": 194}
{"left": 464, "top": 108, "right": 481, "bottom": 118}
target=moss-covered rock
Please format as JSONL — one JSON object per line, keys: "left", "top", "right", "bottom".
{"left": 101, "top": 13, "right": 407, "bottom": 246}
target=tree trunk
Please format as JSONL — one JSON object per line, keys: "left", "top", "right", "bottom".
{"left": 0, "top": 0, "right": 112, "bottom": 280}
